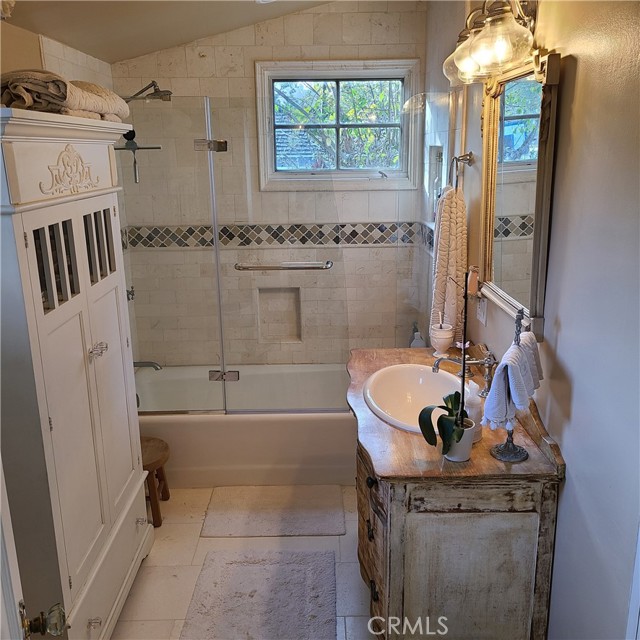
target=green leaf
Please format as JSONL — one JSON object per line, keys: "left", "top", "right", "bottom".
{"left": 437, "top": 415, "right": 458, "bottom": 455}
{"left": 418, "top": 406, "right": 438, "bottom": 446}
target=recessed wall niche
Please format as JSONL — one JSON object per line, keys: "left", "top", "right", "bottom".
{"left": 257, "top": 287, "right": 302, "bottom": 343}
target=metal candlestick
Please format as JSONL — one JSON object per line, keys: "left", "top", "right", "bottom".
{"left": 490, "top": 429, "right": 529, "bottom": 463}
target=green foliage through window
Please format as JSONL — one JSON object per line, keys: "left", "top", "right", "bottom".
{"left": 273, "top": 79, "right": 403, "bottom": 172}
{"left": 499, "top": 77, "right": 542, "bottom": 163}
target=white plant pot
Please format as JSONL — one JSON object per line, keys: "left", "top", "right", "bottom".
{"left": 444, "top": 419, "right": 475, "bottom": 462}
{"left": 430, "top": 324, "right": 455, "bottom": 357}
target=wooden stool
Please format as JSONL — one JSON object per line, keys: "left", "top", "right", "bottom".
{"left": 141, "top": 436, "right": 170, "bottom": 527}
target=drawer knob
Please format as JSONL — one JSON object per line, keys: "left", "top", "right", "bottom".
{"left": 366, "top": 476, "right": 378, "bottom": 489}
{"left": 370, "top": 580, "right": 379, "bottom": 602}
{"left": 136, "top": 517, "right": 147, "bottom": 526}
{"left": 366, "top": 518, "right": 375, "bottom": 541}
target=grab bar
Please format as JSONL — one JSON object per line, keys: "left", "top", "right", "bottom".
{"left": 234, "top": 260, "right": 333, "bottom": 271}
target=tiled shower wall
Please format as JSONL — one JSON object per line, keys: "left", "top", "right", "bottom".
{"left": 113, "top": 1, "right": 432, "bottom": 366}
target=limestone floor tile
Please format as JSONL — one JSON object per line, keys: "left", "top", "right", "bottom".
{"left": 191, "top": 534, "right": 341, "bottom": 566}
{"left": 336, "top": 562, "right": 371, "bottom": 617}
{"left": 337, "top": 616, "right": 347, "bottom": 640}
{"left": 111, "top": 620, "right": 176, "bottom": 640}
{"left": 342, "top": 485, "right": 357, "bottom": 519}
{"left": 339, "top": 516, "right": 359, "bottom": 562}
{"left": 345, "top": 616, "right": 377, "bottom": 640}
{"left": 158, "top": 488, "right": 213, "bottom": 524}
{"left": 144, "top": 523, "right": 202, "bottom": 566}
{"left": 118, "top": 565, "right": 201, "bottom": 621}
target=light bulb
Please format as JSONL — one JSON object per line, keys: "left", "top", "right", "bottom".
{"left": 470, "top": 10, "right": 533, "bottom": 73}
{"left": 453, "top": 37, "right": 480, "bottom": 76}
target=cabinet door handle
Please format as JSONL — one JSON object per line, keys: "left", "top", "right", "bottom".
{"left": 88, "top": 341, "right": 109, "bottom": 360}
{"left": 370, "top": 580, "right": 379, "bottom": 602}
{"left": 366, "top": 518, "right": 375, "bottom": 541}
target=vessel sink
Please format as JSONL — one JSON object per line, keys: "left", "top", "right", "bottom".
{"left": 363, "top": 364, "right": 463, "bottom": 434}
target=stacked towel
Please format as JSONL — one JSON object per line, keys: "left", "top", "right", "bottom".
{"left": 481, "top": 333, "right": 543, "bottom": 431}
{"left": 1, "top": 70, "right": 129, "bottom": 122}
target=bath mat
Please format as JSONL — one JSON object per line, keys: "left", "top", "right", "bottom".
{"left": 201, "top": 485, "right": 346, "bottom": 537}
{"left": 180, "top": 550, "right": 336, "bottom": 640}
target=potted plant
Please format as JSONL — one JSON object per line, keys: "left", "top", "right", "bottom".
{"left": 418, "top": 391, "right": 475, "bottom": 462}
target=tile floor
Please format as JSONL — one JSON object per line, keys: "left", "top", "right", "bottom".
{"left": 113, "top": 486, "right": 375, "bottom": 640}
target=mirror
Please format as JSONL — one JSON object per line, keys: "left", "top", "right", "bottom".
{"left": 480, "top": 53, "right": 560, "bottom": 338}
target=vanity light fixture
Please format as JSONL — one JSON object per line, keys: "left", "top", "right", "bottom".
{"left": 443, "top": 0, "right": 537, "bottom": 85}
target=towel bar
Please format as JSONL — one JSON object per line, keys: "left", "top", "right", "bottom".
{"left": 234, "top": 260, "right": 333, "bottom": 271}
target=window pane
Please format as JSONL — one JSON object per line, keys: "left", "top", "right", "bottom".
{"left": 273, "top": 81, "right": 336, "bottom": 125}
{"left": 275, "top": 128, "right": 337, "bottom": 170}
{"left": 501, "top": 117, "right": 541, "bottom": 162}
{"left": 339, "top": 80, "right": 403, "bottom": 124}
{"left": 503, "top": 78, "right": 542, "bottom": 117}
{"left": 339, "top": 127, "right": 401, "bottom": 169}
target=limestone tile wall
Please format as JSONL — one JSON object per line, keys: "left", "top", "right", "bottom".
{"left": 115, "top": 1, "right": 430, "bottom": 366}
{"left": 40, "top": 36, "right": 113, "bottom": 88}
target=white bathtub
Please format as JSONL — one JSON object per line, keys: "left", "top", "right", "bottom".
{"left": 136, "top": 364, "right": 357, "bottom": 487}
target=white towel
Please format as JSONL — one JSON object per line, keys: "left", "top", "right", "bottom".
{"left": 519, "top": 331, "right": 543, "bottom": 386}
{"left": 430, "top": 185, "right": 468, "bottom": 341}
{"left": 482, "top": 344, "right": 534, "bottom": 431}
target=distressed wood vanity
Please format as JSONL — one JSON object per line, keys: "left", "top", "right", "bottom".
{"left": 347, "top": 348, "right": 565, "bottom": 640}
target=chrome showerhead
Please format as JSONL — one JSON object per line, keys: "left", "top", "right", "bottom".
{"left": 124, "top": 80, "right": 172, "bottom": 103}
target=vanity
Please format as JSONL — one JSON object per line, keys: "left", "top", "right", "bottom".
{"left": 348, "top": 348, "right": 564, "bottom": 640}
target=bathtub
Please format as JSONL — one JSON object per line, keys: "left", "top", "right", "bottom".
{"left": 136, "top": 364, "right": 357, "bottom": 487}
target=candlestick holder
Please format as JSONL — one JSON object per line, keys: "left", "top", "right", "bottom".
{"left": 490, "top": 429, "right": 529, "bottom": 463}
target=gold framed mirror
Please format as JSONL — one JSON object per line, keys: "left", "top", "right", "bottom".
{"left": 480, "top": 52, "right": 560, "bottom": 338}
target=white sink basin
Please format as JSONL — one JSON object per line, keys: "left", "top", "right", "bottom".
{"left": 363, "top": 364, "right": 464, "bottom": 434}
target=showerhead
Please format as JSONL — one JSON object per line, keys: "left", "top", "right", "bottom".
{"left": 124, "top": 81, "right": 172, "bottom": 103}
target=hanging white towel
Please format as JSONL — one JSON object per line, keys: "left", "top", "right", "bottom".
{"left": 482, "top": 344, "right": 534, "bottom": 431}
{"left": 430, "top": 185, "right": 467, "bottom": 341}
{"left": 519, "top": 331, "right": 544, "bottom": 386}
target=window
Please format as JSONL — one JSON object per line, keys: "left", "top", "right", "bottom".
{"left": 256, "top": 60, "right": 420, "bottom": 191}
{"left": 498, "top": 78, "right": 543, "bottom": 164}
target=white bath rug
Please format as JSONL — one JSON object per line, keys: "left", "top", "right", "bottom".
{"left": 201, "top": 485, "right": 346, "bottom": 537}
{"left": 180, "top": 550, "right": 336, "bottom": 640}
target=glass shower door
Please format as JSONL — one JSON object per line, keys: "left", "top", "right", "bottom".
{"left": 206, "top": 96, "right": 351, "bottom": 413}
{"left": 117, "top": 96, "right": 225, "bottom": 412}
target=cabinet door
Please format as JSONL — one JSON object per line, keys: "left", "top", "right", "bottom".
{"left": 22, "top": 203, "right": 110, "bottom": 603}
{"left": 79, "top": 200, "right": 140, "bottom": 522}
{"left": 403, "top": 512, "right": 538, "bottom": 640}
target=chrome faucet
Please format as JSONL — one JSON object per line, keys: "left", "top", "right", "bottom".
{"left": 133, "top": 361, "right": 163, "bottom": 370}
{"left": 432, "top": 352, "right": 497, "bottom": 397}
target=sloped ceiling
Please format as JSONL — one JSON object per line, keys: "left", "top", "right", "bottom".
{"left": 9, "top": 1, "right": 327, "bottom": 63}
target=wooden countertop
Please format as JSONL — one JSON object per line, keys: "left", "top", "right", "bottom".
{"left": 347, "top": 348, "right": 564, "bottom": 482}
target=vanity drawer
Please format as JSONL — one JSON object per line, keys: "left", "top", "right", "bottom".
{"left": 407, "top": 482, "right": 542, "bottom": 513}
{"left": 356, "top": 446, "right": 388, "bottom": 519}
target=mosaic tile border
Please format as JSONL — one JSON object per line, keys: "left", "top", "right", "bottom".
{"left": 494, "top": 215, "right": 534, "bottom": 239}
{"left": 125, "top": 222, "right": 434, "bottom": 250}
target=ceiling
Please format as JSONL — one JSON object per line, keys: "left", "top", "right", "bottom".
{"left": 9, "top": 1, "right": 327, "bottom": 63}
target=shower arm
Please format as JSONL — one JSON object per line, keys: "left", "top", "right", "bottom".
{"left": 125, "top": 81, "right": 159, "bottom": 103}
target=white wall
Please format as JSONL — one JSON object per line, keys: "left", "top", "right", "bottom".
{"left": 460, "top": 1, "right": 640, "bottom": 637}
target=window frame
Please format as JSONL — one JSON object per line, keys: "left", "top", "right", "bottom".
{"left": 256, "top": 59, "right": 421, "bottom": 192}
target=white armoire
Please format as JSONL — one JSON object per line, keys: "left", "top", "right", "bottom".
{"left": 1, "top": 108, "right": 153, "bottom": 639}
